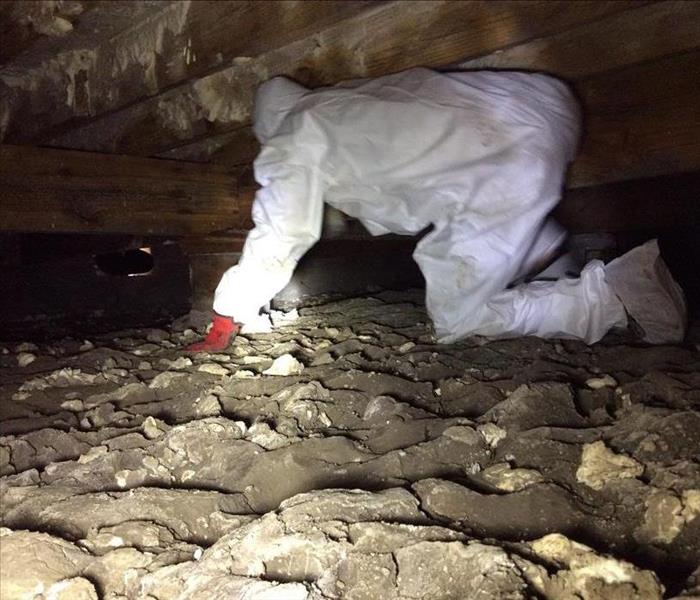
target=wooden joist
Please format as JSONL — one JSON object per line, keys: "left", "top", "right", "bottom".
{"left": 0, "top": 145, "right": 252, "bottom": 235}
{"left": 0, "top": 1, "right": 91, "bottom": 65}
{"left": 163, "top": 48, "right": 700, "bottom": 192}
{"left": 458, "top": 1, "right": 700, "bottom": 80}
{"left": 569, "top": 49, "right": 700, "bottom": 187}
{"left": 556, "top": 171, "right": 700, "bottom": 233}
{"left": 159, "top": 6, "right": 700, "bottom": 189}
{"left": 36, "top": 1, "right": 640, "bottom": 156}
{"left": 1, "top": 1, "right": 375, "bottom": 144}
{"left": 4, "top": 140, "right": 696, "bottom": 239}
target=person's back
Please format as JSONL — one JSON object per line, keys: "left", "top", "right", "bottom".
{"left": 257, "top": 69, "right": 579, "bottom": 237}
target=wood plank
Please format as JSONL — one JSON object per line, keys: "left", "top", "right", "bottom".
{"left": 0, "top": 145, "right": 253, "bottom": 235}
{"left": 1, "top": 1, "right": 377, "bottom": 144}
{"left": 41, "top": 0, "right": 640, "bottom": 155}
{"left": 458, "top": 1, "right": 700, "bottom": 79}
{"left": 0, "top": 1, "right": 90, "bottom": 64}
{"left": 179, "top": 232, "right": 249, "bottom": 256}
{"left": 556, "top": 171, "right": 700, "bottom": 233}
{"left": 167, "top": 48, "right": 700, "bottom": 189}
{"left": 159, "top": 127, "right": 260, "bottom": 167}
{"left": 569, "top": 49, "right": 700, "bottom": 187}
{"left": 181, "top": 170, "right": 700, "bottom": 258}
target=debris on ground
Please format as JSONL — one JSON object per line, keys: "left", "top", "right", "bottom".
{"left": 1, "top": 292, "right": 699, "bottom": 599}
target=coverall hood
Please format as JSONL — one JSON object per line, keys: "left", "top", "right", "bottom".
{"left": 253, "top": 77, "right": 309, "bottom": 143}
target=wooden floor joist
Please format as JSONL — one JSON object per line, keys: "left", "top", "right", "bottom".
{"left": 2, "top": 147, "right": 698, "bottom": 238}
{"left": 0, "top": 145, "right": 252, "bottom": 235}
{"left": 35, "top": 1, "right": 641, "bottom": 155}
{"left": 556, "top": 171, "right": 700, "bottom": 233}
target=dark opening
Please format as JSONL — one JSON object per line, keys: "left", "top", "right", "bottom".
{"left": 95, "top": 247, "right": 154, "bottom": 276}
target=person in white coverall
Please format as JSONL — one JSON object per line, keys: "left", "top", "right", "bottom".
{"left": 186, "top": 68, "right": 687, "bottom": 352}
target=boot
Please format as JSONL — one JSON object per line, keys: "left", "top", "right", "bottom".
{"left": 604, "top": 239, "right": 687, "bottom": 343}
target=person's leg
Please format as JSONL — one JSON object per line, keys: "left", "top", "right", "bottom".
{"left": 414, "top": 143, "right": 587, "bottom": 341}
{"left": 438, "top": 259, "right": 628, "bottom": 344}
{"left": 416, "top": 206, "right": 628, "bottom": 344}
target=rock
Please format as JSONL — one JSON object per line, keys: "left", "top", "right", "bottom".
{"left": 83, "top": 546, "right": 153, "bottom": 597}
{"left": 197, "top": 362, "right": 230, "bottom": 376}
{"left": 269, "top": 341, "right": 302, "bottom": 358}
{"left": 195, "top": 394, "right": 222, "bottom": 417}
{"left": 311, "top": 352, "right": 334, "bottom": 366}
{"left": 0, "top": 529, "right": 92, "bottom": 599}
{"left": 576, "top": 441, "right": 644, "bottom": 491}
{"left": 149, "top": 371, "right": 187, "bottom": 389}
{"left": 146, "top": 329, "right": 170, "bottom": 343}
{"left": 46, "top": 577, "right": 98, "bottom": 599}
{"left": 478, "top": 423, "right": 507, "bottom": 448}
{"left": 270, "top": 308, "right": 299, "bottom": 326}
{"left": 414, "top": 478, "right": 583, "bottom": 539}
{"left": 482, "top": 383, "right": 586, "bottom": 431}
{"left": 60, "top": 399, "right": 84, "bottom": 412}
{"left": 242, "top": 355, "right": 271, "bottom": 364}
{"left": 14, "top": 342, "right": 38, "bottom": 353}
{"left": 138, "top": 488, "right": 528, "bottom": 599}
{"left": 18, "top": 368, "right": 98, "bottom": 393}
{"left": 586, "top": 374, "right": 618, "bottom": 389}
{"left": 102, "top": 357, "right": 118, "bottom": 370}
{"left": 397, "top": 341, "right": 415, "bottom": 353}
{"left": 16, "top": 352, "right": 36, "bottom": 367}
{"left": 247, "top": 422, "right": 292, "bottom": 450}
{"left": 395, "top": 541, "right": 525, "bottom": 599}
{"left": 79, "top": 340, "right": 94, "bottom": 352}
{"left": 158, "top": 356, "right": 192, "bottom": 370}
{"left": 635, "top": 488, "right": 700, "bottom": 544}
{"left": 142, "top": 416, "right": 166, "bottom": 439}
{"left": 263, "top": 354, "right": 304, "bottom": 376}
{"left": 527, "top": 533, "right": 663, "bottom": 599}
{"left": 482, "top": 463, "right": 544, "bottom": 492}
{"left": 232, "top": 369, "right": 256, "bottom": 378}
{"left": 130, "top": 343, "right": 161, "bottom": 356}
{"left": 1, "top": 292, "right": 699, "bottom": 596}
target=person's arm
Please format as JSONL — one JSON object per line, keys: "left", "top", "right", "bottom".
{"left": 186, "top": 127, "right": 326, "bottom": 352}
{"left": 213, "top": 145, "right": 326, "bottom": 323}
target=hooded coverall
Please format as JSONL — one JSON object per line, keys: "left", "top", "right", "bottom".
{"left": 213, "top": 68, "right": 630, "bottom": 344}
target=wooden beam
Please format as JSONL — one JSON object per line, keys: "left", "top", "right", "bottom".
{"left": 556, "top": 171, "right": 700, "bottom": 233}
{"left": 0, "top": 1, "right": 90, "bottom": 64}
{"left": 38, "top": 0, "right": 640, "bottom": 155}
{"left": 0, "top": 145, "right": 253, "bottom": 235}
{"left": 458, "top": 1, "right": 700, "bottom": 79}
{"left": 157, "top": 1, "right": 700, "bottom": 185}
{"left": 1, "top": 1, "right": 377, "bottom": 144}
{"left": 569, "top": 49, "right": 700, "bottom": 187}
{"left": 178, "top": 169, "right": 700, "bottom": 260}
{"left": 159, "top": 127, "right": 260, "bottom": 167}
{"left": 164, "top": 48, "right": 700, "bottom": 190}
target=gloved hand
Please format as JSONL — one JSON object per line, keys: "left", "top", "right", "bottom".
{"left": 185, "top": 314, "right": 241, "bottom": 352}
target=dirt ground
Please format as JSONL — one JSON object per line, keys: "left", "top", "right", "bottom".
{"left": 1, "top": 291, "right": 699, "bottom": 599}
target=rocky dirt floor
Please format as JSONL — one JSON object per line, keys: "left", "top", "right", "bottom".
{"left": 1, "top": 291, "right": 700, "bottom": 599}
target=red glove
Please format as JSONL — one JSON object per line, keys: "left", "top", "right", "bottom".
{"left": 185, "top": 314, "right": 241, "bottom": 352}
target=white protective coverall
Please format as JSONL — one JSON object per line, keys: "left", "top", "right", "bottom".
{"left": 214, "top": 68, "right": 632, "bottom": 344}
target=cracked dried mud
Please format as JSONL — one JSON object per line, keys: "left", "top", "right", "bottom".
{"left": 1, "top": 292, "right": 699, "bottom": 599}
